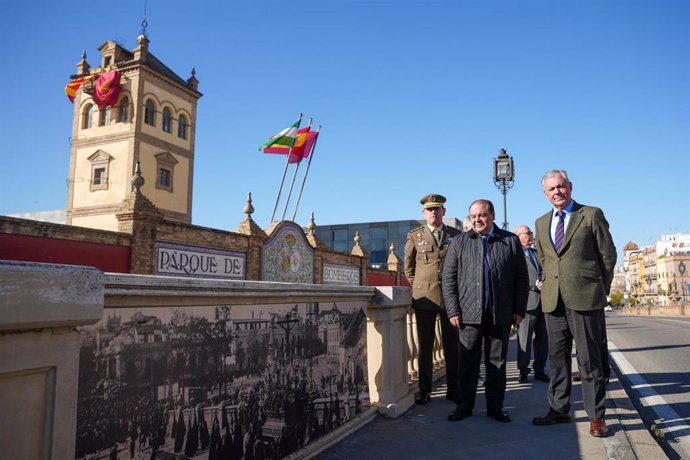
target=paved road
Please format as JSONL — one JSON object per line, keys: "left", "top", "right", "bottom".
{"left": 607, "top": 313, "right": 690, "bottom": 459}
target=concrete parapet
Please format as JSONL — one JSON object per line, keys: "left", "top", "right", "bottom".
{"left": 0, "top": 260, "right": 104, "bottom": 459}
{"left": 365, "top": 286, "right": 414, "bottom": 418}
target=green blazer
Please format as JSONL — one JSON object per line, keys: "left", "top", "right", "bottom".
{"left": 534, "top": 202, "right": 617, "bottom": 313}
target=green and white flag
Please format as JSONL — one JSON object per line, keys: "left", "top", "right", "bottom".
{"left": 259, "top": 118, "right": 301, "bottom": 151}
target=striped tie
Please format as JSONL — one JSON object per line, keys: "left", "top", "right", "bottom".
{"left": 554, "top": 211, "right": 565, "bottom": 251}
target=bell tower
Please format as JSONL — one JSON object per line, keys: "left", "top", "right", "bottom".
{"left": 65, "top": 33, "right": 202, "bottom": 231}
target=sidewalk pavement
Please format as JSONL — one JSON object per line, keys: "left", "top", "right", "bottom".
{"left": 318, "top": 337, "right": 666, "bottom": 460}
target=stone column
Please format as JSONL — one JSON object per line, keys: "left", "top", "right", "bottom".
{"left": 365, "top": 286, "right": 414, "bottom": 418}
{"left": 0, "top": 261, "right": 103, "bottom": 459}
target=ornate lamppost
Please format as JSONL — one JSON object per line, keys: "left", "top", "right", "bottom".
{"left": 679, "top": 261, "right": 687, "bottom": 303}
{"left": 492, "top": 148, "right": 515, "bottom": 230}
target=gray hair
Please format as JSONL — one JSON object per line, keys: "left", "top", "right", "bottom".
{"left": 541, "top": 169, "right": 570, "bottom": 187}
{"left": 468, "top": 199, "right": 495, "bottom": 214}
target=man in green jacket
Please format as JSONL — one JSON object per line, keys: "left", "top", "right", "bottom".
{"left": 532, "top": 170, "right": 617, "bottom": 438}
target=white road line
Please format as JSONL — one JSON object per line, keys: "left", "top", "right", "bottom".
{"left": 608, "top": 340, "right": 690, "bottom": 458}
{"left": 617, "top": 315, "right": 690, "bottom": 326}
{"left": 654, "top": 318, "right": 690, "bottom": 326}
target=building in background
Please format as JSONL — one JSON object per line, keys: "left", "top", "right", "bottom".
{"left": 66, "top": 35, "right": 202, "bottom": 231}
{"left": 314, "top": 217, "right": 463, "bottom": 269}
{"left": 623, "top": 233, "right": 690, "bottom": 306}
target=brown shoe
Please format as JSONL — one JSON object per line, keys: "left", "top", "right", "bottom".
{"left": 590, "top": 418, "right": 609, "bottom": 437}
{"left": 572, "top": 371, "right": 582, "bottom": 382}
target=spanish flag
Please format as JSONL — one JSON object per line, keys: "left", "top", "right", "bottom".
{"left": 263, "top": 127, "right": 313, "bottom": 163}
{"left": 65, "top": 75, "right": 96, "bottom": 102}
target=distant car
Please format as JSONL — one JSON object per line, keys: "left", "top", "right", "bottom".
{"left": 604, "top": 305, "right": 613, "bottom": 312}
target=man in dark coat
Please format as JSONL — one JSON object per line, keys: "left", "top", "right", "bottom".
{"left": 443, "top": 199, "right": 528, "bottom": 423}
{"left": 513, "top": 224, "right": 550, "bottom": 384}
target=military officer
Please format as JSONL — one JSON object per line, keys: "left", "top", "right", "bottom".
{"left": 404, "top": 194, "right": 461, "bottom": 404}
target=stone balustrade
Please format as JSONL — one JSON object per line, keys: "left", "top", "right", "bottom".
{"left": 1, "top": 261, "right": 439, "bottom": 458}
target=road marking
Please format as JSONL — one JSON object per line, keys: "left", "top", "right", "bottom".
{"left": 654, "top": 318, "right": 690, "bottom": 325}
{"left": 616, "top": 315, "right": 690, "bottom": 327}
{"left": 609, "top": 340, "right": 690, "bottom": 458}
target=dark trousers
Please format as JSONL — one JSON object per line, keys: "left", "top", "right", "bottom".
{"left": 457, "top": 312, "right": 510, "bottom": 412}
{"left": 517, "top": 308, "right": 548, "bottom": 375}
{"left": 545, "top": 299, "right": 607, "bottom": 419}
{"left": 415, "top": 308, "right": 459, "bottom": 395}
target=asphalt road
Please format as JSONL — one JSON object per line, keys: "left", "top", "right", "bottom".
{"left": 606, "top": 312, "right": 690, "bottom": 459}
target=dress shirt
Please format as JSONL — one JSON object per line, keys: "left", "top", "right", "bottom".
{"left": 549, "top": 200, "right": 575, "bottom": 244}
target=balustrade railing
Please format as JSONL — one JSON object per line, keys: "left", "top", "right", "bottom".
{"left": 1, "top": 261, "right": 445, "bottom": 459}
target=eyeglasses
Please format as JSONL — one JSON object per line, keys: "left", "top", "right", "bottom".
{"left": 517, "top": 231, "right": 533, "bottom": 236}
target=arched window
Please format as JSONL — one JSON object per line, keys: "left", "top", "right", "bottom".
{"left": 162, "top": 107, "right": 172, "bottom": 133}
{"left": 82, "top": 104, "right": 93, "bottom": 129}
{"left": 144, "top": 99, "right": 156, "bottom": 126}
{"left": 118, "top": 97, "right": 129, "bottom": 123}
{"left": 178, "top": 114, "right": 187, "bottom": 139}
{"left": 100, "top": 106, "right": 111, "bottom": 126}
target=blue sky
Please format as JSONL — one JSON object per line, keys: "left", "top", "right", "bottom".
{"left": 1, "top": 0, "right": 688, "bottom": 260}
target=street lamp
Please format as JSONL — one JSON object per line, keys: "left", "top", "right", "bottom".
{"left": 492, "top": 148, "right": 515, "bottom": 230}
{"left": 679, "top": 261, "right": 687, "bottom": 303}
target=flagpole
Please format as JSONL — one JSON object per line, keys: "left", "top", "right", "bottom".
{"left": 270, "top": 113, "right": 302, "bottom": 222}
{"left": 281, "top": 118, "right": 313, "bottom": 221}
{"left": 291, "top": 125, "right": 321, "bottom": 222}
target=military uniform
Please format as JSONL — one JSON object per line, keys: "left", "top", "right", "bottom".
{"left": 404, "top": 194, "right": 461, "bottom": 403}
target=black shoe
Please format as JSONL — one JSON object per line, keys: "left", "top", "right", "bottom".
{"left": 533, "top": 409, "right": 572, "bottom": 425}
{"left": 448, "top": 407, "right": 472, "bottom": 421}
{"left": 487, "top": 408, "right": 511, "bottom": 423}
{"left": 534, "top": 373, "right": 550, "bottom": 383}
{"left": 415, "top": 392, "right": 430, "bottom": 405}
{"left": 518, "top": 373, "right": 528, "bottom": 383}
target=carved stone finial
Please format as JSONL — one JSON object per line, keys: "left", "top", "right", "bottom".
{"left": 350, "top": 231, "right": 368, "bottom": 258}
{"left": 131, "top": 160, "right": 145, "bottom": 192}
{"left": 187, "top": 67, "right": 199, "bottom": 90}
{"left": 243, "top": 192, "right": 255, "bottom": 220}
{"left": 308, "top": 211, "right": 316, "bottom": 235}
{"left": 387, "top": 242, "right": 401, "bottom": 272}
{"left": 76, "top": 50, "right": 90, "bottom": 75}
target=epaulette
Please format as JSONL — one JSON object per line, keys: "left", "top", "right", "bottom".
{"left": 409, "top": 225, "right": 425, "bottom": 235}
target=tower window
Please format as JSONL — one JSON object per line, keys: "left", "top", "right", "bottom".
{"left": 82, "top": 104, "right": 94, "bottom": 129}
{"left": 162, "top": 108, "right": 172, "bottom": 133}
{"left": 87, "top": 150, "right": 113, "bottom": 192}
{"left": 178, "top": 115, "right": 187, "bottom": 139}
{"left": 145, "top": 99, "right": 156, "bottom": 126}
{"left": 159, "top": 168, "right": 171, "bottom": 187}
{"left": 155, "top": 152, "right": 178, "bottom": 193}
{"left": 118, "top": 97, "right": 130, "bottom": 123}
{"left": 99, "top": 106, "right": 111, "bottom": 126}
{"left": 93, "top": 168, "right": 106, "bottom": 185}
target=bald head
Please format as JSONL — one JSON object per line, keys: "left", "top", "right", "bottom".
{"left": 513, "top": 225, "right": 534, "bottom": 249}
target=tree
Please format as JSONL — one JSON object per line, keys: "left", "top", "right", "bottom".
{"left": 609, "top": 292, "right": 624, "bottom": 307}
